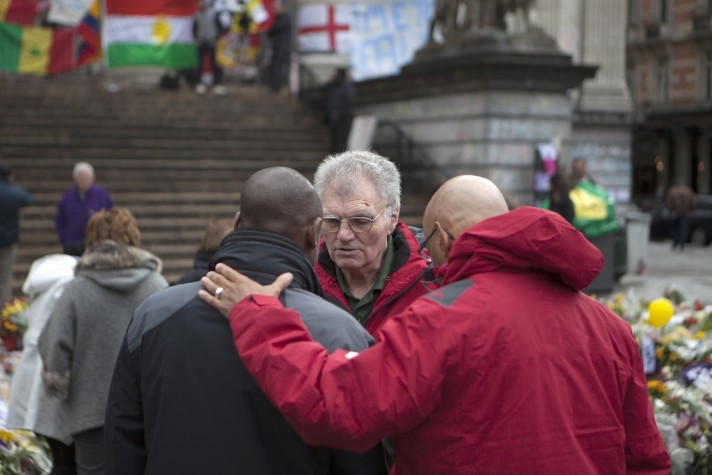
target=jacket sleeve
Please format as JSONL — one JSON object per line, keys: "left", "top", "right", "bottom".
{"left": 623, "top": 333, "right": 671, "bottom": 474}
{"left": 38, "top": 289, "right": 76, "bottom": 399}
{"left": 105, "top": 338, "right": 147, "bottom": 475}
{"left": 228, "top": 294, "right": 447, "bottom": 453}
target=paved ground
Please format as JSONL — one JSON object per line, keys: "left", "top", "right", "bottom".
{"left": 602, "top": 240, "right": 712, "bottom": 303}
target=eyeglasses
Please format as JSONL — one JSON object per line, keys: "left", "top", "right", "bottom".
{"left": 418, "top": 223, "right": 454, "bottom": 259}
{"left": 322, "top": 209, "right": 386, "bottom": 234}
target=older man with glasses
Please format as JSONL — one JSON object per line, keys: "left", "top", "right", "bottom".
{"left": 313, "top": 151, "right": 430, "bottom": 336}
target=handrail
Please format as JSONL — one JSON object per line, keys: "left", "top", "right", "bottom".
{"left": 373, "top": 119, "right": 453, "bottom": 193}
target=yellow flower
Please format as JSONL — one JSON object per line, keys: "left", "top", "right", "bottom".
{"left": 0, "top": 429, "right": 17, "bottom": 444}
{"left": 693, "top": 331, "right": 705, "bottom": 340}
{"left": 656, "top": 347, "right": 664, "bottom": 359}
{"left": 648, "top": 380, "right": 668, "bottom": 394}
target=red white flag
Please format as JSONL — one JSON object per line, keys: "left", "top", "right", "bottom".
{"left": 297, "top": 3, "right": 350, "bottom": 53}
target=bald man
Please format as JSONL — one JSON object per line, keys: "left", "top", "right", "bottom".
{"left": 200, "top": 175, "right": 671, "bottom": 475}
{"left": 105, "top": 168, "right": 386, "bottom": 475}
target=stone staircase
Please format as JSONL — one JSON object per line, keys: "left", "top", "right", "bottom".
{"left": 0, "top": 73, "right": 428, "bottom": 297}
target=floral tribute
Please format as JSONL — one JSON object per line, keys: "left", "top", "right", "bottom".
{"left": 598, "top": 287, "right": 712, "bottom": 474}
{"left": 0, "top": 298, "right": 28, "bottom": 353}
{"left": 0, "top": 429, "right": 51, "bottom": 475}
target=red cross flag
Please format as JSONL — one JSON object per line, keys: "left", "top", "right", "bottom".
{"left": 298, "top": 3, "right": 351, "bottom": 53}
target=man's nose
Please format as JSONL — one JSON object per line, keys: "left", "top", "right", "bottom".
{"left": 335, "top": 220, "right": 354, "bottom": 240}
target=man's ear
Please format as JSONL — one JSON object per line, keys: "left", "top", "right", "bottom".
{"left": 306, "top": 218, "right": 322, "bottom": 250}
{"left": 389, "top": 207, "right": 400, "bottom": 232}
{"left": 436, "top": 222, "right": 454, "bottom": 258}
{"left": 233, "top": 211, "right": 241, "bottom": 229}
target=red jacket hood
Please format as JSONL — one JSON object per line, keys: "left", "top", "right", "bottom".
{"left": 442, "top": 206, "right": 603, "bottom": 291}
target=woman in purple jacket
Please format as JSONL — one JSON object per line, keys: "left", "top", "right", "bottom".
{"left": 54, "top": 162, "right": 113, "bottom": 256}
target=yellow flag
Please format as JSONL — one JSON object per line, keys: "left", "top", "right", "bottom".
{"left": 18, "top": 26, "right": 51, "bottom": 75}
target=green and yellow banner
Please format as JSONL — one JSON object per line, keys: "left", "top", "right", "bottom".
{"left": 569, "top": 181, "right": 620, "bottom": 239}
{"left": 0, "top": 23, "right": 75, "bottom": 75}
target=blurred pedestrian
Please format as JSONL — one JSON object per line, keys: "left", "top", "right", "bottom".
{"left": 7, "top": 254, "right": 78, "bottom": 475}
{"left": 569, "top": 157, "right": 597, "bottom": 186}
{"left": 0, "top": 163, "right": 32, "bottom": 305}
{"left": 194, "top": 0, "right": 227, "bottom": 96}
{"left": 266, "top": 0, "right": 291, "bottom": 94}
{"left": 549, "top": 172, "right": 574, "bottom": 223}
{"left": 666, "top": 180, "right": 696, "bottom": 251}
{"left": 325, "top": 68, "right": 356, "bottom": 153}
{"left": 54, "top": 162, "right": 113, "bottom": 257}
{"left": 171, "top": 218, "right": 233, "bottom": 285}
{"left": 40, "top": 207, "right": 167, "bottom": 475}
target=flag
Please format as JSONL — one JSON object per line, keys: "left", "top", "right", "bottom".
{"left": 76, "top": 0, "right": 99, "bottom": 65}
{"left": 0, "top": 22, "right": 75, "bottom": 75}
{"left": 298, "top": 3, "right": 351, "bottom": 53}
{"left": 47, "top": 0, "right": 93, "bottom": 26}
{"left": 103, "top": 0, "right": 198, "bottom": 68}
{"left": 0, "top": 0, "right": 40, "bottom": 25}
{"left": 296, "top": 1, "right": 434, "bottom": 81}
{"left": 569, "top": 181, "right": 620, "bottom": 239}
{"left": 348, "top": 0, "right": 434, "bottom": 81}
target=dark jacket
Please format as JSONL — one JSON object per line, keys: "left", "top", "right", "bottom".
{"left": 105, "top": 229, "right": 386, "bottom": 475}
{"left": 316, "top": 221, "right": 429, "bottom": 337}
{"left": 0, "top": 179, "right": 32, "bottom": 246}
{"left": 170, "top": 251, "right": 212, "bottom": 285}
{"left": 227, "top": 207, "right": 671, "bottom": 475}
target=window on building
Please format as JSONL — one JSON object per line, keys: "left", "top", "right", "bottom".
{"left": 703, "top": 50, "right": 712, "bottom": 101}
{"left": 655, "top": 59, "right": 668, "bottom": 103}
{"left": 659, "top": 0, "right": 669, "bottom": 23}
{"left": 627, "top": 63, "right": 637, "bottom": 103}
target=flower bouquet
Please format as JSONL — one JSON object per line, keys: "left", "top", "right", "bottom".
{"left": 0, "top": 429, "right": 51, "bottom": 475}
{"left": 0, "top": 298, "right": 29, "bottom": 353}
{"left": 598, "top": 288, "right": 712, "bottom": 474}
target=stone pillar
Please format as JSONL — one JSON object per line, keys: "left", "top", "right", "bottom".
{"left": 535, "top": 0, "right": 583, "bottom": 62}
{"left": 578, "top": 0, "right": 632, "bottom": 111}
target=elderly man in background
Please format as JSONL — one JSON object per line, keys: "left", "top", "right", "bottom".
{"left": 313, "top": 151, "right": 429, "bottom": 337}
{"left": 55, "top": 162, "right": 114, "bottom": 256}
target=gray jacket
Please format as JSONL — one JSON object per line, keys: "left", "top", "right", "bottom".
{"left": 39, "top": 241, "right": 167, "bottom": 436}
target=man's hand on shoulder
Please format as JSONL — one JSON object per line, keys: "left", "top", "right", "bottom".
{"left": 199, "top": 263, "right": 293, "bottom": 318}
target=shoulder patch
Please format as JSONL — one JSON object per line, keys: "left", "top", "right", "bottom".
{"left": 424, "top": 279, "right": 474, "bottom": 307}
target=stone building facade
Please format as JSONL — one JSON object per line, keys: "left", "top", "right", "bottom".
{"left": 626, "top": 0, "right": 712, "bottom": 208}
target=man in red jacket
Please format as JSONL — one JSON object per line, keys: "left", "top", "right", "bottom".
{"left": 200, "top": 175, "right": 671, "bottom": 475}
{"left": 313, "top": 150, "right": 429, "bottom": 337}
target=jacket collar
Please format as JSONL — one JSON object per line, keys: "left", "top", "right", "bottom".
{"left": 211, "top": 229, "right": 323, "bottom": 296}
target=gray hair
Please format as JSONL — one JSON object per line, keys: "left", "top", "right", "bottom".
{"left": 73, "top": 161, "right": 95, "bottom": 178}
{"left": 313, "top": 151, "right": 401, "bottom": 211}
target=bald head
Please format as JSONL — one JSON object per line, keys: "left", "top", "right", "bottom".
{"left": 239, "top": 167, "right": 323, "bottom": 241}
{"left": 422, "top": 176, "right": 508, "bottom": 265}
